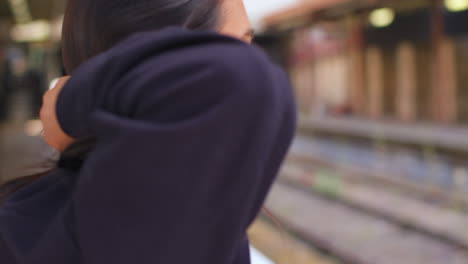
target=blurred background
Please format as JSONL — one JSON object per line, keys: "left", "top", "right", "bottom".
{"left": 1, "top": 0, "right": 468, "bottom": 263}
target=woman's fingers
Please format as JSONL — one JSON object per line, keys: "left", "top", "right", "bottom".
{"left": 40, "top": 76, "right": 75, "bottom": 152}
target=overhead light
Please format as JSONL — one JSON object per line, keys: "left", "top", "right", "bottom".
{"left": 11, "top": 20, "right": 51, "bottom": 42}
{"left": 369, "top": 8, "right": 395, "bottom": 28}
{"left": 445, "top": 0, "right": 468, "bottom": 12}
{"left": 7, "top": 0, "right": 32, "bottom": 24}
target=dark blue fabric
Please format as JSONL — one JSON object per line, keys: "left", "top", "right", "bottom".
{"left": 0, "top": 27, "right": 296, "bottom": 264}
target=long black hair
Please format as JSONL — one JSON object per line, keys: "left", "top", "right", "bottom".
{"left": 62, "top": 0, "right": 222, "bottom": 73}
{"left": 0, "top": 0, "right": 222, "bottom": 201}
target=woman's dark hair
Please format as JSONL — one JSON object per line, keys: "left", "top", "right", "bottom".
{"left": 1, "top": 0, "right": 223, "bottom": 201}
{"left": 63, "top": 0, "right": 222, "bottom": 73}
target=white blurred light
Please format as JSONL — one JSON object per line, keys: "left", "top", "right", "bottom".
{"left": 11, "top": 20, "right": 51, "bottom": 42}
{"left": 49, "top": 78, "right": 60, "bottom": 90}
{"left": 445, "top": 0, "right": 468, "bottom": 12}
{"left": 369, "top": 8, "right": 395, "bottom": 28}
{"left": 24, "top": 120, "right": 43, "bottom": 137}
{"left": 244, "top": 0, "right": 300, "bottom": 30}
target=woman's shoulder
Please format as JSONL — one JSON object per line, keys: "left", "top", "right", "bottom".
{"left": 57, "top": 27, "right": 295, "bottom": 138}
{"left": 81, "top": 27, "right": 277, "bottom": 82}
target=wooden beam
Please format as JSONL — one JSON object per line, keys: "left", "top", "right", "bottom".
{"left": 430, "top": 0, "right": 457, "bottom": 123}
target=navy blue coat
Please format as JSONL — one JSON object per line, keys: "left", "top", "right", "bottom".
{"left": 0, "top": 28, "right": 296, "bottom": 264}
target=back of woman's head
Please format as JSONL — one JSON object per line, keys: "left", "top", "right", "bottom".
{"left": 62, "top": 0, "right": 221, "bottom": 74}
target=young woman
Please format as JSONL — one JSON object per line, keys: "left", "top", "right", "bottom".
{"left": 0, "top": 0, "right": 296, "bottom": 263}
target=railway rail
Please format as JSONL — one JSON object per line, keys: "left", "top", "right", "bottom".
{"left": 265, "top": 181, "right": 468, "bottom": 264}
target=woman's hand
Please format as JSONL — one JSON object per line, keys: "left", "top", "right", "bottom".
{"left": 40, "top": 76, "right": 75, "bottom": 152}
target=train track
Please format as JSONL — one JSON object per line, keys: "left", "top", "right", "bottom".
{"left": 290, "top": 135, "right": 468, "bottom": 211}
{"left": 265, "top": 178, "right": 468, "bottom": 264}
{"left": 282, "top": 155, "right": 468, "bottom": 246}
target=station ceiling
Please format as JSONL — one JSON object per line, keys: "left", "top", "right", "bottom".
{"left": 263, "top": 0, "right": 436, "bottom": 29}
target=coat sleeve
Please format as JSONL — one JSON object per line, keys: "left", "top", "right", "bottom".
{"left": 52, "top": 42, "right": 295, "bottom": 264}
